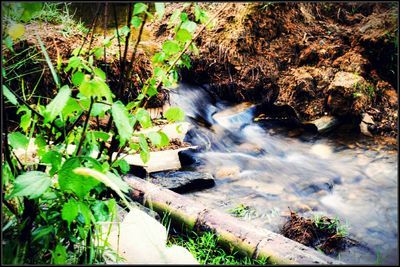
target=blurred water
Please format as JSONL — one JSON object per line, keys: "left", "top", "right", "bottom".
{"left": 170, "top": 83, "right": 398, "bottom": 265}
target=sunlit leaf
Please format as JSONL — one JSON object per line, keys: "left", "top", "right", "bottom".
{"left": 133, "top": 3, "right": 147, "bottom": 15}
{"left": 94, "top": 68, "right": 106, "bottom": 81}
{"left": 7, "top": 23, "right": 25, "bottom": 40}
{"left": 162, "top": 40, "right": 180, "bottom": 55}
{"left": 139, "top": 133, "right": 149, "bottom": 163}
{"left": 164, "top": 107, "right": 185, "bottom": 122}
{"left": 111, "top": 101, "right": 133, "bottom": 146}
{"left": 181, "top": 21, "right": 197, "bottom": 33}
{"left": 44, "top": 85, "right": 71, "bottom": 123}
{"left": 2, "top": 85, "right": 18, "bottom": 105}
{"left": 52, "top": 244, "right": 67, "bottom": 264}
{"left": 61, "top": 198, "right": 79, "bottom": 228}
{"left": 176, "top": 29, "right": 192, "bottom": 43}
{"left": 72, "top": 72, "right": 85, "bottom": 86}
{"left": 10, "top": 171, "right": 52, "bottom": 199}
{"left": 147, "top": 132, "right": 161, "bottom": 148}
{"left": 131, "top": 16, "right": 142, "bottom": 28}
{"left": 8, "top": 132, "right": 29, "bottom": 150}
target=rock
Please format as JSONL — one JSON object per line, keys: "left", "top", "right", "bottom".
{"left": 327, "top": 71, "right": 370, "bottom": 116}
{"left": 212, "top": 102, "right": 256, "bottom": 129}
{"left": 215, "top": 165, "right": 241, "bottom": 178}
{"left": 237, "top": 143, "right": 263, "bottom": 155}
{"left": 360, "top": 113, "right": 374, "bottom": 137}
{"left": 149, "top": 171, "right": 215, "bottom": 193}
{"left": 178, "top": 147, "right": 203, "bottom": 167}
{"left": 303, "top": 115, "right": 339, "bottom": 133}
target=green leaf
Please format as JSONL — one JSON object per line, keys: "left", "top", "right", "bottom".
{"left": 7, "top": 23, "right": 25, "bottom": 40}
{"left": 119, "top": 25, "right": 130, "bottom": 36}
{"left": 91, "top": 102, "right": 110, "bottom": 117}
{"left": 138, "top": 134, "right": 149, "bottom": 163}
{"left": 133, "top": 3, "right": 147, "bottom": 15}
{"left": 131, "top": 16, "right": 142, "bottom": 28}
{"left": 111, "top": 101, "right": 133, "bottom": 146}
{"left": 94, "top": 68, "right": 106, "bottom": 81}
{"left": 4, "top": 36, "right": 14, "bottom": 52}
{"left": 72, "top": 72, "right": 85, "bottom": 86}
{"left": 58, "top": 157, "right": 101, "bottom": 199}
{"left": 64, "top": 56, "right": 81, "bottom": 73}
{"left": 32, "top": 226, "right": 54, "bottom": 243}
{"left": 168, "top": 9, "right": 181, "bottom": 28}
{"left": 155, "top": 3, "right": 165, "bottom": 20}
{"left": 8, "top": 132, "right": 29, "bottom": 150}
{"left": 147, "top": 132, "right": 161, "bottom": 147}
{"left": 180, "top": 12, "right": 188, "bottom": 22}
{"left": 35, "top": 135, "right": 47, "bottom": 157}
{"left": 92, "top": 131, "right": 110, "bottom": 142}
{"left": 44, "top": 85, "right": 71, "bottom": 123}
{"left": 115, "top": 159, "right": 130, "bottom": 174}
{"left": 92, "top": 47, "right": 104, "bottom": 59}
{"left": 79, "top": 78, "right": 112, "bottom": 103}
{"left": 61, "top": 198, "right": 79, "bottom": 228}
{"left": 152, "top": 52, "right": 165, "bottom": 64}
{"left": 159, "top": 131, "right": 170, "bottom": 147}
{"left": 41, "top": 151, "right": 62, "bottom": 176}
{"left": 176, "top": 29, "right": 192, "bottom": 43}
{"left": 162, "top": 40, "right": 180, "bottom": 55}
{"left": 164, "top": 106, "right": 185, "bottom": 122}
{"left": 20, "top": 2, "right": 42, "bottom": 22}
{"left": 2, "top": 85, "right": 18, "bottom": 105}
{"left": 17, "top": 106, "right": 32, "bottom": 133}
{"left": 92, "top": 201, "right": 109, "bottom": 222}
{"left": 52, "top": 244, "right": 67, "bottom": 264}
{"left": 10, "top": 171, "right": 51, "bottom": 199}
{"left": 181, "top": 21, "right": 197, "bottom": 33}
{"left": 62, "top": 98, "right": 82, "bottom": 118}
{"left": 136, "top": 108, "right": 152, "bottom": 128}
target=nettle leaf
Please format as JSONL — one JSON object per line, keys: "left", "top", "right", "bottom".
{"left": 162, "top": 40, "right": 180, "bottom": 55}
{"left": 136, "top": 108, "right": 152, "bottom": 128}
{"left": 131, "top": 16, "right": 142, "bottom": 28}
{"left": 91, "top": 102, "right": 110, "bottom": 117}
{"left": 147, "top": 131, "right": 161, "bottom": 148}
{"left": 155, "top": 3, "right": 165, "bottom": 20}
{"left": 52, "top": 244, "right": 67, "bottom": 264}
{"left": 44, "top": 85, "right": 71, "bottom": 123}
{"left": 92, "top": 201, "right": 109, "bottom": 222}
{"left": 79, "top": 78, "right": 112, "bottom": 103}
{"left": 8, "top": 132, "right": 29, "bottom": 150}
{"left": 62, "top": 98, "right": 82, "bottom": 118}
{"left": 65, "top": 56, "right": 81, "bottom": 73}
{"left": 41, "top": 151, "right": 62, "bottom": 176}
{"left": 164, "top": 106, "right": 185, "bottom": 122}
{"left": 92, "top": 131, "right": 110, "bottom": 142}
{"left": 61, "top": 198, "right": 79, "bottom": 228}
{"left": 7, "top": 23, "right": 25, "bottom": 40}
{"left": 152, "top": 52, "right": 165, "bottom": 64}
{"left": 138, "top": 134, "right": 150, "bottom": 163}
{"left": 114, "top": 159, "right": 130, "bottom": 174}
{"left": 10, "top": 171, "right": 52, "bottom": 199}
{"left": 17, "top": 105, "right": 32, "bottom": 133}
{"left": 176, "top": 29, "right": 192, "bottom": 43}
{"left": 72, "top": 71, "right": 85, "bottom": 86}
{"left": 159, "top": 131, "right": 170, "bottom": 147}
{"left": 2, "top": 85, "right": 18, "bottom": 105}
{"left": 112, "top": 101, "right": 133, "bottom": 146}
{"left": 58, "top": 157, "right": 101, "bottom": 199}
{"left": 94, "top": 68, "right": 106, "bottom": 81}
{"left": 133, "top": 3, "right": 147, "bottom": 15}
{"left": 181, "top": 21, "right": 197, "bottom": 33}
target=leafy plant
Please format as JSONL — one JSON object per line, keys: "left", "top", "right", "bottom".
{"left": 228, "top": 203, "right": 257, "bottom": 219}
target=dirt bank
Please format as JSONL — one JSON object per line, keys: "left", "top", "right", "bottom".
{"left": 175, "top": 2, "right": 398, "bottom": 137}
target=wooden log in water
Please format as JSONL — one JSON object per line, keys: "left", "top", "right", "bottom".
{"left": 125, "top": 176, "right": 343, "bottom": 264}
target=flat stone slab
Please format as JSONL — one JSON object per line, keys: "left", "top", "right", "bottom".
{"left": 149, "top": 171, "right": 215, "bottom": 193}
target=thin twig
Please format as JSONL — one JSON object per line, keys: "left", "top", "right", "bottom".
{"left": 78, "top": 4, "right": 102, "bottom": 56}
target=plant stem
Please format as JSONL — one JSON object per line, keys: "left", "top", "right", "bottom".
{"left": 75, "top": 97, "right": 94, "bottom": 156}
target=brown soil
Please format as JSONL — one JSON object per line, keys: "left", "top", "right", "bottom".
{"left": 281, "top": 210, "right": 357, "bottom": 256}
{"left": 169, "top": 2, "right": 398, "bottom": 138}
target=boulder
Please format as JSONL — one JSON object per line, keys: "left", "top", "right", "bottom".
{"left": 326, "top": 71, "right": 370, "bottom": 116}
{"left": 149, "top": 171, "right": 215, "bottom": 193}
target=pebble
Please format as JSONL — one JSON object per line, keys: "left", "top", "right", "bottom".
{"left": 215, "top": 165, "right": 241, "bottom": 178}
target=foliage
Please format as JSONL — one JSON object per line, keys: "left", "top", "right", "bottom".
{"left": 228, "top": 203, "right": 257, "bottom": 219}
{"left": 2, "top": 2, "right": 211, "bottom": 264}
{"left": 168, "top": 231, "right": 269, "bottom": 264}
{"left": 313, "top": 215, "right": 349, "bottom": 238}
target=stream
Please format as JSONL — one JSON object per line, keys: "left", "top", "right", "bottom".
{"left": 169, "top": 82, "right": 398, "bottom": 265}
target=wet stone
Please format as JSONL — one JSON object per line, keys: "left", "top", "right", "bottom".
{"left": 148, "top": 171, "right": 215, "bottom": 194}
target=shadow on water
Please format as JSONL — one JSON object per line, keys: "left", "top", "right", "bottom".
{"left": 170, "top": 82, "right": 398, "bottom": 265}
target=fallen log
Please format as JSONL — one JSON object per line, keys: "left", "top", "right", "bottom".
{"left": 125, "top": 176, "right": 343, "bottom": 264}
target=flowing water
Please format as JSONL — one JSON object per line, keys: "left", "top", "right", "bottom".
{"left": 170, "top": 83, "right": 398, "bottom": 265}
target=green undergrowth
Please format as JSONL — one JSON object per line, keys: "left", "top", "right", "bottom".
{"left": 167, "top": 231, "right": 269, "bottom": 265}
